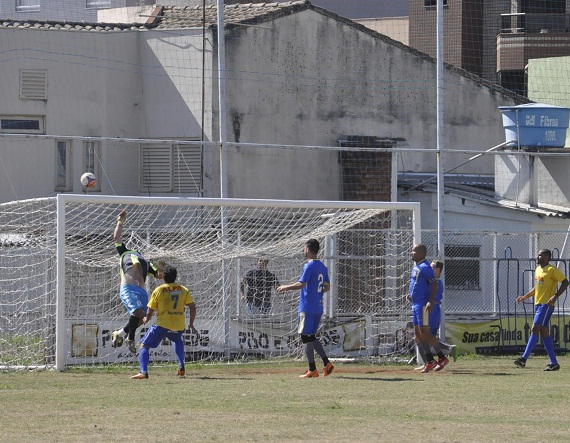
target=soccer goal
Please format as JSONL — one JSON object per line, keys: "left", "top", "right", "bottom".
{"left": 0, "top": 195, "right": 420, "bottom": 370}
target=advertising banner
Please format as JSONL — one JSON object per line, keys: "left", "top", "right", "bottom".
{"left": 445, "top": 314, "right": 570, "bottom": 355}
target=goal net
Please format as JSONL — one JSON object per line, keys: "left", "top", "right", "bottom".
{"left": 0, "top": 195, "right": 419, "bottom": 370}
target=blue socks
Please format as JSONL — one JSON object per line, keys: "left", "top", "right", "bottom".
{"left": 138, "top": 347, "right": 150, "bottom": 374}
{"left": 522, "top": 334, "right": 539, "bottom": 360}
{"left": 542, "top": 335, "right": 558, "bottom": 365}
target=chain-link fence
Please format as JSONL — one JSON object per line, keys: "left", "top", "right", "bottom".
{"left": 422, "top": 230, "right": 570, "bottom": 315}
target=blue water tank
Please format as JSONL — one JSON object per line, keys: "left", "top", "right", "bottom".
{"left": 498, "top": 103, "right": 570, "bottom": 148}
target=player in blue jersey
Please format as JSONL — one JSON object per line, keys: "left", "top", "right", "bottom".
{"left": 111, "top": 210, "right": 164, "bottom": 354}
{"left": 514, "top": 249, "right": 568, "bottom": 371}
{"left": 414, "top": 260, "right": 457, "bottom": 370}
{"left": 276, "top": 239, "right": 334, "bottom": 378}
{"left": 131, "top": 265, "right": 198, "bottom": 379}
{"left": 409, "top": 244, "right": 449, "bottom": 373}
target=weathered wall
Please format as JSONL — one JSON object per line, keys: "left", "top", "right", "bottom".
{"left": 223, "top": 8, "right": 523, "bottom": 199}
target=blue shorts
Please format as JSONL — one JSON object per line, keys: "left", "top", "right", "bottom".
{"left": 429, "top": 305, "right": 441, "bottom": 336}
{"left": 141, "top": 324, "right": 184, "bottom": 348}
{"left": 533, "top": 304, "right": 555, "bottom": 327}
{"left": 298, "top": 311, "right": 322, "bottom": 335}
{"left": 412, "top": 303, "right": 429, "bottom": 327}
{"left": 119, "top": 284, "right": 149, "bottom": 315}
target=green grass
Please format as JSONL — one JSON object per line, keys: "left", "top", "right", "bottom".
{"left": 2, "top": 355, "right": 570, "bottom": 442}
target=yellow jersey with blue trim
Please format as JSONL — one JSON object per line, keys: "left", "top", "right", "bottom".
{"left": 534, "top": 264, "right": 567, "bottom": 305}
{"left": 148, "top": 282, "right": 194, "bottom": 331}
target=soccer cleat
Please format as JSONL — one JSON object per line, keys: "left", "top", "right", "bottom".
{"left": 544, "top": 363, "right": 560, "bottom": 372}
{"left": 299, "top": 369, "right": 319, "bottom": 378}
{"left": 177, "top": 368, "right": 186, "bottom": 377}
{"left": 125, "top": 339, "right": 137, "bottom": 354}
{"left": 323, "top": 362, "right": 334, "bottom": 377}
{"left": 434, "top": 357, "right": 449, "bottom": 372}
{"left": 130, "top": 372, "right": 148, "bottom": 379}
{"left": 449, "top": 345, "right": 458, "bottom": 362}
{"left": 514, "top": 357, "right": 526, "bottom": 368}
{"left": 414, "top": 365, "right": 426, "bottom": 371}
{"left": 420, "top": 360, "right": 438, "bottom": 373}
{"left": 111, "top": 330, "right": 123, "bottom": 348}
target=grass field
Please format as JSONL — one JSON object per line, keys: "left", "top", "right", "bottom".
{"left": 1, "top": 354, "right": 570, "bottom": 443}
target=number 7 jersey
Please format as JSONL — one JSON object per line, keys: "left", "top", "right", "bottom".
{"left": 148, "top": 283, "right": 194, "bottom": 331}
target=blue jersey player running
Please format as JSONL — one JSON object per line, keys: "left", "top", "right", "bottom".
{"left": 111, "top": 210, "right": 163, "bottom": 354}
{"left": 277, "top": 239, "right": 334, "bottom": 378}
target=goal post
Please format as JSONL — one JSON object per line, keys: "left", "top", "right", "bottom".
{"left": 2, "top": 194, "right": 421, "bottom": 370}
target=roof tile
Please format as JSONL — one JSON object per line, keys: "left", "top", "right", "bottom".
{"left": 0, "top": 1, "right": 310, "bottom": 32}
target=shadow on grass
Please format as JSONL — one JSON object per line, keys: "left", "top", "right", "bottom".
{"left": 193, "top": 375, "right": 256, "bottom": 381}
{"left": 442, "top": 369, "right": 516, "bottom": 376}
{"left": 336, "top": 375, "right": 421, "bottom": 382}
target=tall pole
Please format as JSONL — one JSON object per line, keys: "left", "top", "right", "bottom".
{"left": 217, "top": 0, "right": 228, "bottom": 198}
{"left": 216, "top": 0, "right": 230, "bottom": 356}
{"left": 436, "top": 0, "right": 444, "bottom": 260}
{"left": 436, "top": 0, "right": 446, "bottom": 336}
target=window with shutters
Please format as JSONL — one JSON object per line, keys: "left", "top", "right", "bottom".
{"left": 20, "top": 70, "right": 47, "bottom": 100}
{"left": 16, "top": 0, "right": 40, "bottom": 12}
{"left": 55, "top": 140, "right": 72, "bottom": 192}
{"left": 86, "top": 0, "right": 111, "bottom": 9}
{"left": 84, "top": 141, "right": 101, "bottom": 192}
{"left": 140, "top": 143, "right": 202, "bottom": 195}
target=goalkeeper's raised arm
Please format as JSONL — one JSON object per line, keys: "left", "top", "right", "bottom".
{"left": 113, "top": 210, "right": 127, "bottom": 244}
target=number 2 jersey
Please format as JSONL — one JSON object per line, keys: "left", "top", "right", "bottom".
{"left": 148, "top": 282, "right": 194, "bottom": 331}
{"left": 298, "top": 259, "right": 330, "bottom": 314}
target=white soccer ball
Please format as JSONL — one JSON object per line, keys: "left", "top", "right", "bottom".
{"left": 80, "top": 172, "right": 97, "bottom": 188}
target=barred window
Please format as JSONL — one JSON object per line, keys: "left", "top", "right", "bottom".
{"left": 445, "top": 245, "right": 480, "bottom": 290}
{"left": 425, "top": 0, "right": 447, "bottom": 6}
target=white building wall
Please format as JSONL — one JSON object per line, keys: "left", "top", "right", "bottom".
{"left": 0, "top": 7, "right": 527, "bottom": 203}
{"left": 0, "top": 28, "right": 141, "bottom": 201}
{"left": 0, "top": 0, "right": 131, "bottom": 22}
{"left": 139, "top": 29, "right": 211, "bottom": 140}
{"left": 223, "top": 10, "right": 522, "bottom": 199}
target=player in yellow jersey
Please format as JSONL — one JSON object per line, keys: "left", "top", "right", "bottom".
{"left": 131, "top": 265, "right": 198, "bottom": 379}
{"left": 514, "top": 249, "right": 568, "bottom": 371}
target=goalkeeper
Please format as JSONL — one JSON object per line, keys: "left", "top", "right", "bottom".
{"left": 111, "top": 210, "right": 163, "bottom": 354}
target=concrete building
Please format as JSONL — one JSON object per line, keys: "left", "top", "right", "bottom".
{"left": 0, "top": 1, "right": 525, "bottom": 205}
{"left": 409, "top": 0, "right": 570, "bottom": 96}
{"left": 0, "top": 0, "right": 159, "bottom": 22}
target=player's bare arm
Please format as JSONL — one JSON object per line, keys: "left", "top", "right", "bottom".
{"left": 113, "top": 210, "right": 126, "bottom": 243}
{"left": 187, "top": 303, "right": 198, "bottom": 334}
{"left": 276, "top": 281, "right": 306, "bottom": 293}
{"left": 143, "top": 308, "right": 155, "bottom": 325}
{"left": 516, "top": 288, "right": 535, "bottom": 304}
{"left": 548, "top": 278, "right": 569, "bottom": 306}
